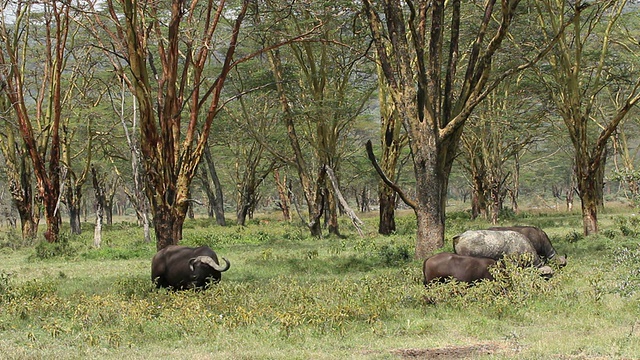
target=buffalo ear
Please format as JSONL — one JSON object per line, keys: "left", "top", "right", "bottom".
{"left": 189, "top": 257, "right": 198, "bottom": 272}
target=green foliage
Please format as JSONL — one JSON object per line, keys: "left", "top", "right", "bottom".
{"left": 376, "top": 243, "right": 412, "bottom": 266}
{"left": 34, "top": 233, "right": 77, "bottom": 259}
{"left": 564, "top": 230, "right": 583, "bottom": 243}
{"left": 0, "top": 271, "right": 57, "bottom": 305}
{"left": 0, "top": 228, "right": 35, "bottom": 250}
{"left": 612, "top": 245, "right": 640, "bottom": 297}
{"left": 613, "top": 215, "right": 640, "bottom": 237}
{"left": 423, "top": 258, "right": 556, "bottom": 316}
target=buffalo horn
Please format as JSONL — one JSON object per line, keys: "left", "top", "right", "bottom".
{"left": 192, "top": 256, "right": 230, "bottom": 272}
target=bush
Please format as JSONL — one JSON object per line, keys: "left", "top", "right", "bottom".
{"left": 1, "top": 272, "right": 57, "bottom": 304}
{"left": 34, "top": 233, "right": 76, "bottom": 259}
{"left": 0, "top": 228, "right": 35, "bottom": 250}
{"left": 423, "top": 258, "right": 556, "bottom": 315}
{"left": 376, "top": 243, "right": 412, "bottom": 266}
{"left": 612, "top": 245, "right": 640, "bottom": 297}
{"left": 613, "top": 215, "right": 640, "bottom": 237}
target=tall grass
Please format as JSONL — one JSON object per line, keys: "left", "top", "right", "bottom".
{"left": 0, "top": 209, "right": 639, "bottom": 359}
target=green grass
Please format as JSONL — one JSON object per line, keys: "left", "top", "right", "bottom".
{"left": 0, "top": 209, "right": 639, "bottom": 359}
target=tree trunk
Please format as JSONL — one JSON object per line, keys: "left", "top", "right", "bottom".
{"left": 105, "top": 201, "right": 113, "bottom": 225}
{"left": 17, "top": 207, "right": 38, "bottom": 240}
{"left": 94, "top": 203, "right": 103, "bottom": 248}
{"left": 581, "top": 193, "right": 598, "bottom": 235}
{"left": 269, "top": 49, "right": 324, "bottom": 237}
{"left": 43, "top": 200, "right": 61, "bottom": 244}
{"left": 471, "top": 172, "right": 487, "bottom": 220}
{"left": 576, "top": 150, "right": 606, "bottom": 236}
{"left": 201, "top": 145, "right": 226, "bottom": 226}
{"left": 0, "top": 91, "right": 40, "bottom": 240}
{"left": 511, "top": 153, "right": 520, "bottom": 214}
{"left": 153, "top": 204, "right": 187, "bottom": 251}
{"left": 236, "top": 186, "right": 251, "bottom": 226}
{"left": 378, "top": 190, "right": 396, "bottom": 234}
{"left": 326, "top": 186, "right": 340, "bottom": 236}
{"left": 412, "top": 141, "right": 450, "bottom": 258}
{"left": 358, "top": 186, "right": 371, "bottom": 213}
{"left": 69, "top": 205, "right": 82, "bottom": 235}
{"left": 12, "top": 155, "right": 39, "bottom": 240}
{"left": 274, "top": 169, "right": 291, "bottom": 221}
{"left": 375, "top": 54, "right": 403, "bottom": 235}
{"left": 91, "top": 166, "right": 106, "bottom": 247}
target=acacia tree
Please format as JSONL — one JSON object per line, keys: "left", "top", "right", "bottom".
{"left": 86, "top": 0, "right": 253, "bottom": 249}
{"left": 363, "top": 0, "right": 542, "bottom": 258}
{"left": 199, "top": 142, "right": 226, "bottom": 226}
{"left": 611, "top": 119, "right": 640, "bottom": 200}
{"left": 375, "top": 60, "right": 407, "bottom": 235}
{"left": 263, "top": 2, "right": 373, "bottom": 237}
{"left": 0, "top": 0, "right": 77, "bottom": 243}
{"left": 222, "top": 89, "right": 278, "bottom": 226}
{"left": 534, "top": 0, "right": 640, "bottom": 235}
{"left": 110, "top": 80, "right": 152, "bottom": 241}
{"left": 59, "top": 43, "right": 108, "bottom": 235}
{"left": 0, "top": 82, "right": 39, "bottom": 240}
{"left": 458, "top": 82, "right": 547, "bottom": 223}
{"left": 91, "top": 0, "right": 315, "bottom": 249}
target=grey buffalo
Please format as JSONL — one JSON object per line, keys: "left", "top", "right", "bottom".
{"left": 151, "top": 245, "right": 230, "bottom": 290}
{"left": 423, "top": 252, "right": 496, "bottom": 284}
{"left": 453, "top": 229, "right": 543, "bottom": 267}
{"left": 488, "top": 225, "right": 567, "bottom": 267}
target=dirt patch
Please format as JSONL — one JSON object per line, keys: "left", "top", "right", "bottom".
{"left": 391, "top": 341, "right": 510, "bottom": 359}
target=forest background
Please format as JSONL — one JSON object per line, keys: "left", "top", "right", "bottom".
{"left": 0, "top": 0, "right": 639, "bottom": 257}
{"left": 1, "top": 1, "right": 640, "bottom": 358}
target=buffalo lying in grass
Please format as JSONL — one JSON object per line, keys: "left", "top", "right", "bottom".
{"left": 423, "top": 252, "right": 497, "bottom": 284}
{"left": 488, "top": 225, "right": 567, "bottom": 267}
{"left": 151, "top": 245, "right": 230, "bottom": 290}
{"left": 453, "top": 230, "right": 554, "bottom": 277}
{"left": 453, "top": 229, "right": 543, "bottom": 267}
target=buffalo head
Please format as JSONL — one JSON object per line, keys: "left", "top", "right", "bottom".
{"left": 151, "top": 245, "right": 231, "bottom": 290}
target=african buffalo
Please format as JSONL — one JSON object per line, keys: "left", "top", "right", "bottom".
{"left": 151, "top": 245, "right": 230, "bottom": 290}
{"left": 423, "top": 252, "right": 496, "bottom": 284}
{"left": 453, "top": 229, "right": 543, "bottom": 267}
{"left": 488, "top": 225, "right": 567, "bottom": 267}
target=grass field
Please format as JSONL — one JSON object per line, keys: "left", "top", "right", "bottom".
{"left": 0, "top": 206, "right": 639, "bottom": 359}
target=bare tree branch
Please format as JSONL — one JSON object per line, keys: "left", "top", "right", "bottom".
{"left": 365, "top": 140, "right": 417, "bottom": 210}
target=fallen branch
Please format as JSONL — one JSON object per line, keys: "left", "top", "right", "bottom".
{"left": 365, "top": 140, "right": 417, "bottom": 209}
{"left": 324, "top": 165, "right": 364, "bottom": 237}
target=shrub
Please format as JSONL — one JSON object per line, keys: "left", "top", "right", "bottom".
{"left": 565, "top": 230, "right": 582, "bottom": 243}
{"left": 423, "top": 257, "right": 556, "bottom": 315}
{"left": 612, "top": 245, "right": 640, "bottom": 297}
{"left": 376, "top": 243, "right": 412, "bottom": 266}
{"left": 1, "top": 273, "right": 57, "bottom": 304}
{"left": 0, "top": 228, "right": 35, "bottom": 250}
{"left": 113, "top": 275, "right": 155, "bottom": 299}
{"left": 34, "top": 233, "right": 76, "bottom": 259}
{"left": 613, "top": 215, "right": 640, "bottom": 237}
{"left": 0, "top": 271, "right": 13, "bottom": 302}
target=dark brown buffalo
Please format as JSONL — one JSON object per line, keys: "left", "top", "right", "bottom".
{"left": 488, "top": 225, "right": 567, "bottom": 267}
{"left": 151, "top": 245, "right": 230, "bottom": 290}
{"left": 423, "top": 252, "right": 497, "bottom": 284}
